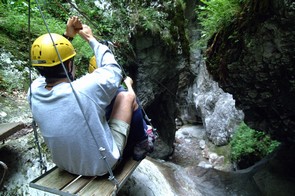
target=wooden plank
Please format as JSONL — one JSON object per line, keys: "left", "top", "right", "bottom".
{"left": 78, "top": 158, "right": 140, "bottom": 195}
{"left": 61, "top": 175, "right": 96, "bottom": 194}
{"left": 31, "top": 167, "right": 78, "bottom": 191}
{"left": 0, "top": 122, "right": 24, "bottom": 141}
{"left": 30, "top": 157, "right": 141, "bottom": 196}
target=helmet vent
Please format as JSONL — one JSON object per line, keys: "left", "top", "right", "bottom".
{"left": 31, "top": 33, "right": 76, "bottom": 67}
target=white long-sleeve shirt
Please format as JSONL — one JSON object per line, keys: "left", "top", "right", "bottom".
{"left": 28, "top": 38, "right": 123, "bottom": 176}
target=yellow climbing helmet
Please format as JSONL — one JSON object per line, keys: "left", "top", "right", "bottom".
{"left": 88, "top": 55, "right": 97, "bottom": 73}
{"left": 31, "top": 33, "right": 76, "bottom": 67}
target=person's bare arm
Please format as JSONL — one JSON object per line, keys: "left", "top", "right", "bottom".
{"left": 64, "top": 16, "right": 83, "bottom": 38}
{"left": 78, "top": 24, "right": 95, "bottom": 42}
{"left": 124, "top": 76, "right": 135, "bottom": 96}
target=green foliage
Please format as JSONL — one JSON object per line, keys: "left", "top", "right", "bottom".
{"left": 96, "top": 0, "right": 185, "bottom": 63}
{"left": 0, "top": 1, "right": 68, "bottom": 92}
{"left": 72, "top": 36, "right": 94, "bottom": 77}
{"left": 230, "top": 122, "right": 280, "bottom": 162}
{"left": 0, "top": 1, "right": 65, "bottom": 55}
{"left": 0, "top": 0, "right": 189, "bottom": 92}
{"left": 196, "top": 0, "right": 247, "bottom": 48}
{"left": 0, "top": 0, "right": 93, "bottom": 84}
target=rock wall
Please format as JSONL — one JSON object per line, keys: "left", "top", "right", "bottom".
{"left": 129, "top": 0, "right": 245, "bottom": 150}
{"left": 206, "top": 0, "right": 295, "bottom": 143}
{"left": 175, "top": 0, "right": 244, "bottom": 146}
{"left": 129, "top": 32, "right": 180, "bottom": 159}
{"left": 193, "top": 62, "right": 244, "bottom": 145}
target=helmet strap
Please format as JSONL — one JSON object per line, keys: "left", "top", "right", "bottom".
{"left": 68, "top": 72, "right": 74, "bottom": 81}
{"left": 67, "top": 59, "right": 75, "bottom": 81}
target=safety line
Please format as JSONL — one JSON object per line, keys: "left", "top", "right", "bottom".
{"left": 56, "top": 0, "right": 176, "bottom": 101}
{"left": 65, "top": 0, "right": 101, "bottom": 32}
{"left": 30, "top": 0, "right": 118, "bottom": 185}
{"left": 28, "top": 0, "right": 47, "bottom": 174}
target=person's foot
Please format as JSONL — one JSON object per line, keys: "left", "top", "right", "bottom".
{"left": 133, "top": 125, "right": 157, "bottom": 161}
{"left": 146, "top": 125, "right": 156, "bottom": 147}
{"left": 133, "top": 138, "right": 151, "bottom": 161}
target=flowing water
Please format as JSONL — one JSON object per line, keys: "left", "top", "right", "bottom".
{"left": 0, "top": 89, "right": 232, "bottom": 196}
{"left": 2, "top": 86, "right": 295, "bottom": 196}
{"left": 0, "top": 90, "right": 224, "bottom": 195}
{"left": 2, "top": 51, "right": 293, "bottom": 196}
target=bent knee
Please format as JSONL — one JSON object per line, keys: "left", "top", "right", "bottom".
{"left": 117, "top": 91, "right": 136, "bottom": 103}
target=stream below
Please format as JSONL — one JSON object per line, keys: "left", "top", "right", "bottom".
{"left": 1, "top": 91, "right": 295, "bottom": 196}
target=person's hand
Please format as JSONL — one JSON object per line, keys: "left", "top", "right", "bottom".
{"left": 124, "top": 76, "right": 133, "bottom": 87}
{"left": 64, "top": 16, "right": 82, "bottom": 38}
{"left": 123, "top": 76, "right": 136, "bottom": 97}
{"left": 78, "top": 24, "right": 95, "bottom": 42}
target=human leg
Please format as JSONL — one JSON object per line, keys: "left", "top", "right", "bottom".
{"left": 106, "top": 86, "right": 146, "bottom": 134}
{"left": 108, "top": 77, "right": 154, "bottom": 160}
{"left": 109, "top": 91, "right": 136, "bottom": 155}
{"left": 123, "top": 107, "right": 149, "bottom": 158}
{"left": 109, "top": 91, "right": 151, "bottom": 157}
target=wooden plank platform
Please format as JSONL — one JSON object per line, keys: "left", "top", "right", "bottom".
{"left": 0, "top": 122, "right": 25, "bottom": 141}
{"left": 30, "top": 157, "right": 141, "bottom": 196}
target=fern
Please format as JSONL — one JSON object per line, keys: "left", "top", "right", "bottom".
{"left": 230, "top": 122, "right": 280, "bottom": 162}
{"left": 196, "top": 0, "right": 247, "bottom": 48}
